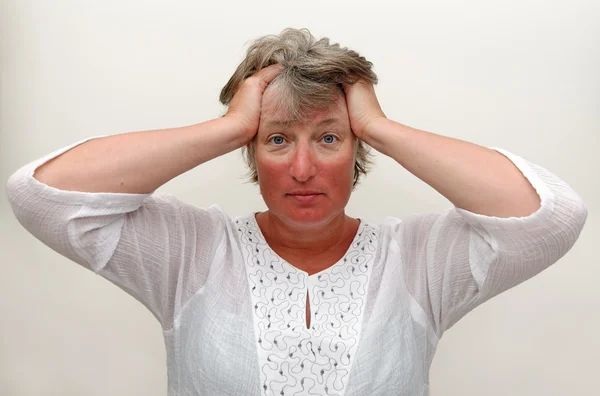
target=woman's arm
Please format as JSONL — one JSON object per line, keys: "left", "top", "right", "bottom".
{"left": 343, "top": 80, "right": 547, "bottom": 218}
{"left": 343, "top": 80, "right": 587, "bottom": 339}
{"left": 363, "top": 118, "right": 541, "bottom": 218}
{"left": 33, "top": 63, "right": 284, "bottom": 195}
{"left": 33, "top": 117, "right": 246, "bottom": 195}
{"left": 5, "top": 64, "right": 284, "bottom": 331}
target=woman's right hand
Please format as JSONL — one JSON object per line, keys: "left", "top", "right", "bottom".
{"left": 224, "top": 63, "right": 285, "bottom": 143}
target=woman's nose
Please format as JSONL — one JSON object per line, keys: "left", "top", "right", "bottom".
{"left": 289, "top": 143, "right": 317, "bottom": 182}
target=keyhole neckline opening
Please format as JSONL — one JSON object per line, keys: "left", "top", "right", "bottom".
{"left": 305, "top": 291, "right": 311, "bottom": 330}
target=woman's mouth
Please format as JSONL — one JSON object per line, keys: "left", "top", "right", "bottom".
{"left": 287, "top": 192, "right": 323, "bottom": 203}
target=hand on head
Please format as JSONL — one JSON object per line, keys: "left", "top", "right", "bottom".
{"left": 224, "top": 63, "right": 285, "bottom": 143}
{"left": 341, "top": 80, "right": 387, "bottom": 140}
{"left": 224, "top": 63, "right": 386, "bottom": 144}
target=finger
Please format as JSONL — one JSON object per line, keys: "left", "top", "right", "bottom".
{"left": 256, "top": 63, "right": 285, "bottom": 90}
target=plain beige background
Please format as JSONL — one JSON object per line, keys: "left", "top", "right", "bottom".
{"left": 1, "top": 0, "right": 598, "bottom": 395}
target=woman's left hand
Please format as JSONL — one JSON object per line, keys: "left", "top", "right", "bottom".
{"left": 341, "top": 80, "right": 387, "bottom": 140}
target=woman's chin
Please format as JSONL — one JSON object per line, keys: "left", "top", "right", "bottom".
{"left": 280, "top": 206, "right": 340, "bottom": 227}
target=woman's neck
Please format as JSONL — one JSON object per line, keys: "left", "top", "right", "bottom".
{"left": 255, "top": 211, "right": 360, "bottom": 270}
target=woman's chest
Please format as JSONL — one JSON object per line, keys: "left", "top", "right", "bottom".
{"left": 166, "top": 217, "right": 429, "bottom": 395}
{"left": 235, "top": 217, "right": 380, "bottom": 395}
{"left": 169, "top": 259, "right": 429, "bottom": 396}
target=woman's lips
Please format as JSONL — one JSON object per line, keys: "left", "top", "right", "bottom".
{"left": 288, "top": 193, "right": 322, "bottom": 203}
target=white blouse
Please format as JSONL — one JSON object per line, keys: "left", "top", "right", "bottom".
{"left": 5, "top": 136, "right": 588, "bottom": 396}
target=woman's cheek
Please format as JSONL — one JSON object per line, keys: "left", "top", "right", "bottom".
{"left": 261, "top": 158, "right": 288, "bottom": 177}
{"left": 322, "top": 160, "right": 354, "bottom": 192}
{"left": 257, "top": 157, "right": 289, "bottom": 191}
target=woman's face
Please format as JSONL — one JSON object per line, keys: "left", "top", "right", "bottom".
{"left": 253, "top": 87, "right": 356, "bottom": 228}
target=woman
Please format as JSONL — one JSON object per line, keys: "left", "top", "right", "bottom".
{"left": 6, "top": 28, "right": 588, "bottom": 396}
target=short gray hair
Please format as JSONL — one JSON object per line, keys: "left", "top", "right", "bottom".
{"left": 219, "top": 28, "right": 378, "bottom": 188}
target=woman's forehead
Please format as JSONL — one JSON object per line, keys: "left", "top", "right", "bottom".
{"left": 260, "top": 92, "right": 348, "bottom": 128}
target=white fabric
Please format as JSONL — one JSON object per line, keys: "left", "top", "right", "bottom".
{"left": 5, "top": 136, "right": 588, "bottom": 396}
{"left": 238, "top": 215, "right": 378, "bottom": 395}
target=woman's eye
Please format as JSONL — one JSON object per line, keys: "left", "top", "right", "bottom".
{"left": 323, "top": 135, "right": 338, "bottom": 144}
{"left": 270, "top": 136, "right": 285, "bottom": 145}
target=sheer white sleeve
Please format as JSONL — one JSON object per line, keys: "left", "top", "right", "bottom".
{"left": 5, "top": 137, "right": 227, "bottom": 331}
{"left": 389, "top": 147, "right": 588, "bottom": 340}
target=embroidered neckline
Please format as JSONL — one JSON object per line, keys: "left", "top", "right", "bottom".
{"left": 235, "top": 213, "right": 379, "bottom": 396}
